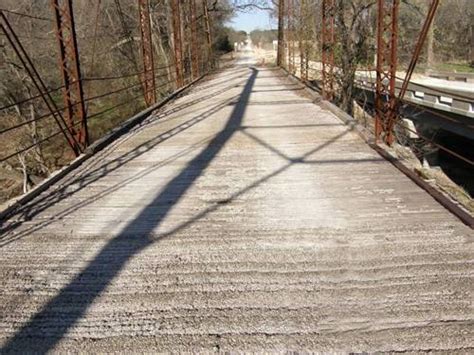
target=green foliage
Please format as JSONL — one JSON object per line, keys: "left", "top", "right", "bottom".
{"left": 227, "top": 29, "right": 247, "bottom": 44}
{"left": 214, "top": 27, "right": 249, "bottom": 53}
{"left": 249, "top": 29, "right": 277, "bottom": 46}
{"left": 435, "top": 63, "right": 474, "bottom": 74}
{"left": 214, "top": 34, "right": 234, "bottom": 53}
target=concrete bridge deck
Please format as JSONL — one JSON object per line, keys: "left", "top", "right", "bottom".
{"left": 0, "top": 58, "right": 473, "bottom": 352}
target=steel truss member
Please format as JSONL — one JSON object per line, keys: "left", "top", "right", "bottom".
{"left": 51, "top": 0, "right": 89, "bottom": 150}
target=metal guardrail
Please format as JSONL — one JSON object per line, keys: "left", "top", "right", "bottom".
{"left": 426, "top": 70, "right": 474, "bottom": 83}
{"left": 355, "top": 74, "right": 474, "bottom": 119}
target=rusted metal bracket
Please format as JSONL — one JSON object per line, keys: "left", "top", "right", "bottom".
{"left": 0, "top": 10, "right": 81, "bottom": 157}
{"left": 138, "top": 0, "right": 156, "bottom": 107}
{"left": 322, "top": 0, "right": 335, "bottom": 101}
{"left": 171, "top": 0, "right": 184, "bottom": 88}
{"left": 51, "top": 0, "right": 88, "bottom": 150}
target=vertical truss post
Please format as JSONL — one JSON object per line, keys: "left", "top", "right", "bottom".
{"left": 375, "top": 0, "right": 399, "bottom": 145}
{"left": 321, "top": 0, "right": 335, "bottom": 101}
{"left": 171, "top": 0, "right": 184, "bottom": 88}
{"left": 51, "top": 0, "right": 88, "bottom": 150}
{"left": 138, "top": 0, "right": 156, "bottom": 107}
{"left": 277, "top": 0, "right": 285, "bottom": 67}
{"left": 190, "top": 0, "right": 200, "bottom": 79}
{"left": 202, "top": 0, "right": 212, "bottom": 70}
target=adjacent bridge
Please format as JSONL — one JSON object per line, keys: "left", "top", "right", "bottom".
{"left": 1, "top": 57, "right": 473, "bottom": 352}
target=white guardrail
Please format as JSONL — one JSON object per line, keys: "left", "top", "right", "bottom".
{"left": 355, "top": 74, "right": 474, "bottom": 119}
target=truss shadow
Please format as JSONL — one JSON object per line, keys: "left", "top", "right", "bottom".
{"left": 1, "top": 67, "right": 259, "bottom": 353}
{"left": 1, "top": 64, "right": 382, "bottom": 352}
{"left": 0, "top": 71, "right": 250, "bottom": 241}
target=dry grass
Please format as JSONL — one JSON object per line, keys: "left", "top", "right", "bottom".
{"left": 392, "top": 144, "right": 473, "bottom": 214}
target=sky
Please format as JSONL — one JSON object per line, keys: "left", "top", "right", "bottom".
{"left": 227, "top": 10, "right": 276, "bottom": 33}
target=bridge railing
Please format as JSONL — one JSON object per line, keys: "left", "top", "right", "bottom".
{"left": 0, "top": 0, "right": 217, "bottom": 203}
{"left": 276, "top": 0, "right": 473, "bottom": 170}
{"left": 355, "top": 74, "right": 474, "bottom": 119}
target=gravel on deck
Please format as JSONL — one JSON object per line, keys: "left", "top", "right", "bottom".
{"left": 1, "top": 56, "right": 473, "bottom": 353}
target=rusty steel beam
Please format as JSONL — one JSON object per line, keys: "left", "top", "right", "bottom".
{"left": 378, "top": 0, "right": 439, "bottom": 146}
{"left": 51, "top": 0, "right": 88, "bottom": 150}
{"left": 190, "top": 0, "right": 200, "bottom": 79}
{"left": 171, "top": 0, "right": 184, "bottom": 87}
{"left": 321, "top": 0, "right": 335, "bottom": 101}
{"left": 277, "top": 0, "right": 285, "bottom": 67}
{"left": 0, "top": 11, "right": 81, "bottom": 156}
{"left": 375, "top": 0, "right": 399, "bottom": 145}
{"left": 138, "top": 0, "right": 156, "bottom": 107}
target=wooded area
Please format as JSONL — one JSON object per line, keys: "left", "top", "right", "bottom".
{"left": 0, "top": 0, "right": 239, "bottom": 203}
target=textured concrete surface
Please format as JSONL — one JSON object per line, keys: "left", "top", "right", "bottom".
{"left": 0, "top": 55, "right": 473, "bottom": 353}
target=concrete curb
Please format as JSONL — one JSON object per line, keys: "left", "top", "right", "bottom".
{"left": 281, "top": 67, "right": 473, "bottom": 229}
{"left": 0, "top": 75, "right": 205, "bottom": 222}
